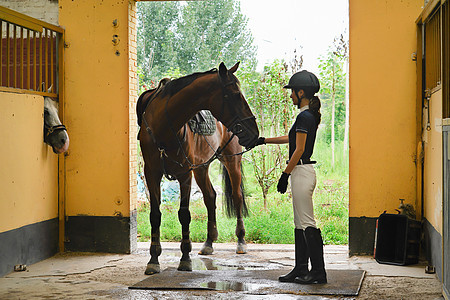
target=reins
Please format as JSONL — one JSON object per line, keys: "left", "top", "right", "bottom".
{"left": 161, "top": 85, "right": 241, "bottom": 180}
{"left": 198, "top": 115, "right": 256, "bottom": 158}
{"left": 161, "top": 96, "right": 227, "bottom": 180}
{"left": 141, "top": 72, "right": 254, "bottom": 181}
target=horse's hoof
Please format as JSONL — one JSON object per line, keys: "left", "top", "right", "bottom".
{"left": 145, "top": 263, "right": 160, "bottom": 275}
{"left": 236, "top": 243, "right": 247, "bottom": 254}
{"left": 198, "top": 244, "right": 214, "bottom": 255}
{"left": 177, "top": 260, "right": 192, "bottom": 271}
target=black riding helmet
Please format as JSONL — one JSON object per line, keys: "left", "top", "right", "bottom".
{"left": 284, "top": 70, "right": 320, "bottom": 94}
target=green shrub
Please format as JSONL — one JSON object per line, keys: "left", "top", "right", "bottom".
{"left": 137, "top": 171, "right": 348, "bottom": 245}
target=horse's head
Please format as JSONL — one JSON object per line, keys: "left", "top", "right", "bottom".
{"left": 44, "top": 97, "right": 69, "bottom": 154}
{"left": 213, "top": 62, "right": 259, "bottom": 149}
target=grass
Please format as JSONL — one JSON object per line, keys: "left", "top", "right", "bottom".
{"left": 137, "top": 139, "right": 349, "bottom": 245}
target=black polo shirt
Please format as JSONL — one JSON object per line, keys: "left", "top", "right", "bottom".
{"left": 288, "top": 107, "right": 317, "bottom": 163}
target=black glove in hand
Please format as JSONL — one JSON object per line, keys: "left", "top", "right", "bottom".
{"left": 277, "top": 172, "right": 290, "bottom": 194}
{"left": 254, "top": 137, "right": 266, "bottom": 147}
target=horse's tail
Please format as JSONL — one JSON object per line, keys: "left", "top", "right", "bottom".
{"left": 222, "top": 163, "right": 248, "bottom": 218}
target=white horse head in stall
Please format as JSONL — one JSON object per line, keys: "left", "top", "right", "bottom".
{"left": 43, "top": 96, "right": 69, "bottom": 154}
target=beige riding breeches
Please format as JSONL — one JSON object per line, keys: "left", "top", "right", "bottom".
{"left": 290, "top": 164, "right": 317, "bottom": 230}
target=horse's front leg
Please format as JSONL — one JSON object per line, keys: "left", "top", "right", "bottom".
{"left": 177, "top": 173, "right": 193, "bottom": 271}
{"left": 194, "top": 167, "right": 218, "bottom": 255}
{"left": 144, "top": 168, "right": 163, "bottom": 275}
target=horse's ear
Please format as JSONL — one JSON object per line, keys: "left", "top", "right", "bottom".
{"left": 229, "top": 62, "right": 240, "bottom": 74}
{"left": 219, "top": 62, "right": 228, "bottom": 78}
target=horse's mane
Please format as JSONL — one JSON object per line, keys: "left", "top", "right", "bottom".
{"left": 160, "top": 68, "right": 218, "bottom": 98}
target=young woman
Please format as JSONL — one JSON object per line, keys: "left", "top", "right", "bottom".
{"left": 255, "top": 70, "right": 327, "bottom": 284}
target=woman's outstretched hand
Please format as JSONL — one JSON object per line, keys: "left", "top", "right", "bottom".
{"left": 277, "top": 172, "right": 290, "bottom": 194}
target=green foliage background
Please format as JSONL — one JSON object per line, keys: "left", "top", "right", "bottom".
{"left": 136, "top": 1, "right": 349, "bottom": 245}
{"left": 137, "top": 0, "right": 256, "bottom": 89}
{"left": 318, "top": 49, "right": 347, "bottom": 143}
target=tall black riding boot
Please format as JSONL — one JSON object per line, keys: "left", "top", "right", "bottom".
{"left": 294, "top": 227, "right": 327, "bottom": 284}
{"left": 278, "top": 228, "right": 309, "bottom": 282}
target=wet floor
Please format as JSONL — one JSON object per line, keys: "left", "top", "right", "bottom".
{"left": 193, "top": 255, "right": 283, "bottom": 271}
{"left": 199, "top": 281, "right": 272, "bottom": 291}
{"left": 111, "top": 289, "right": 334, "bottom": 300}
{"left": 0, "top": 242, "right": 443, "bottom": 300}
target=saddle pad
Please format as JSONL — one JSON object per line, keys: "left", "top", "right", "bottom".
{"left": 188, "top": 110, "right": 216, "bottom": 136}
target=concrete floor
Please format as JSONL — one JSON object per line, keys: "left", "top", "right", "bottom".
{"left": 0, "top": 242, "right": 444, "bottom": 299}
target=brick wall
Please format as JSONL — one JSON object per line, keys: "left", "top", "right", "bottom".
{"left": 128, "top": 0, "right": 138, "bottom": 212}
{"left": 0, "top": 0, "right": 59, "bottom": 26}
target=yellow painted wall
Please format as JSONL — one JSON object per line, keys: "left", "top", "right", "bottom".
{"left": 0, "top": 92, "right": 58, "bottom": 232}
{"left": 59, "top": 0, "right": 134, "bottom": 217}
{"left": 349, "top": 0, "right": 422, "bottom": 217}
{"left": 423, "top": 89, "right": 443, "bottom": 233}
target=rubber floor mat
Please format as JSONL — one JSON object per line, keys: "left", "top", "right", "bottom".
{"left": 129, "top": 268, "right": 365, "bottom": 296}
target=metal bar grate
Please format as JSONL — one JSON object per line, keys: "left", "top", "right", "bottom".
{"left": 0, "top": 6, "right": 63, "bottom": 96}
{"left": 443, "top": 1, "right": 450, "bottom": 118}
{"left": 424, "top": 7, "right": 441, "bottom": 92}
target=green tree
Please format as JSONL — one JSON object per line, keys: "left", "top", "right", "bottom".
{"left": 136, "top": 0, "right": 257, "bottom": 89}
{"left": 240, "top": 60, "right": 297, "bottom": 207}
{"left": 175, "top": 0, "right": 256, "bottom": 74}
{"left": 137, "top": 1, "right": 180, "bottom": 87}
{"left": 317, "top": 35, "right": 348, "bottom": 165}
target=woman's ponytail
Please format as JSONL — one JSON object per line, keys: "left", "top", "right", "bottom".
{"left": 297, "top": 86, "right": 321, "bottom": 127}
{"left": 309, "top": 96, "right": 321, "bottom": 127}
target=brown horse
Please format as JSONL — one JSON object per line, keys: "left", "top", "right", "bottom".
{"left": 137, "top": 62, "right": 259, "bottom": 274}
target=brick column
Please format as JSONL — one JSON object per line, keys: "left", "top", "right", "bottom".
{"left": 128, "top": 0, "right": 138, "bottom": 252}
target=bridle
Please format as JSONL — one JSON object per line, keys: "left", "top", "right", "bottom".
{"left": 44, "top": 123, "right": 67, "bottom": 141}
{"left": 141, "top": 72, "right": 256, "bottom": 181}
